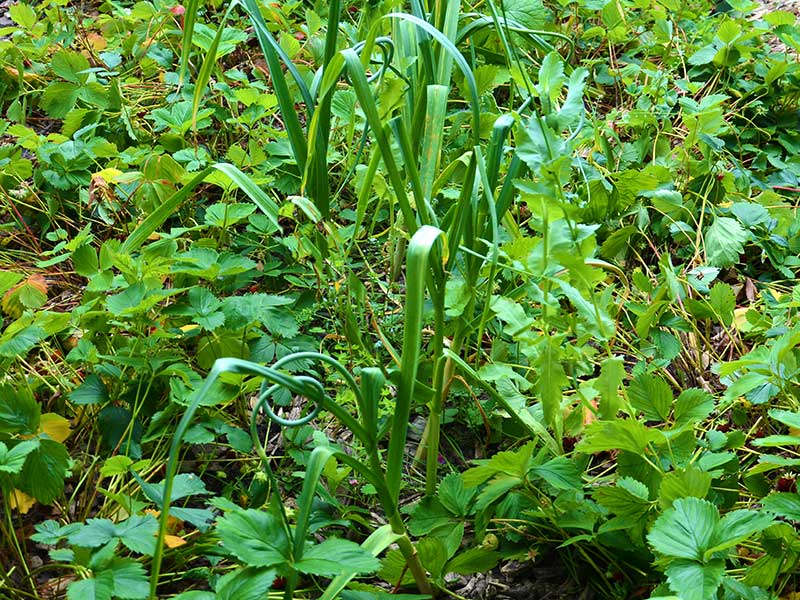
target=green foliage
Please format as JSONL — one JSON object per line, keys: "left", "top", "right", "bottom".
{"left": 1, "top": 0, "right": 800, "bottom": 598}
{"left": 648, "top": 498, "right": 774, "bottom": 600}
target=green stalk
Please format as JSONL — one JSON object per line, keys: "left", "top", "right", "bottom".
{"left": 425, "top": 276, "right": 446, "bottom": 496}
{"left": 191, "top": 1, "right": 237, "bottom": 130}
{"left": 122, "top": 163, "right": 279, "bottom": 254}
{"left": 240, "top": 0, "right": 309, "bottom": 175}
{"left": 386, "top": 226, "right": 446, "bottom": 504}
{"left": 389, "top": 117, "right": 428, "bottom": 225}
{"left": 419, "top": 85, "right": 449, "bottom": 200}
{"left": 177, "top": 0, "right": 202, "bottom": 88}
{"left": 148, "top": 359, "right": 321, "bottom": 598}
{"left": 304, "top": 0, "right": 341, "bottom": 217}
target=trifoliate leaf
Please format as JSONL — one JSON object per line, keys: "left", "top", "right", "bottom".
{"left": 705, "top": 509, "right": 774, "bottom": 558}
{"left": 686, "top": 266, "right": 720, "bottom": 294}
{"left": 445, "top": 546, "right": 500, "bottom": 575}
{"left": 674, "top": 388, "right": 715, "bottom": 427}
{"left": 137, "top": 473, "right": 210, "bottom": 505}
{"left": 40, "top": 82, "right": 80, "bottom": 118}
{"left": 114, "top": 514, "right": 159, "bottom": 555}
{"left": 51, "top": 50, "right": 90, "bottom": 83}
{"left": 204, "top": 203, "right": 256, "bottom": 228}
{"left": 594, "top": 477, "right": 652, "bottom": 518}
{"left": 500, "top": 0, "right": 548, "bottom": 29}
{"left": 66, "top": 572, "right": 115, "bottom": 600}
{"left": 709, "top": 283, "right": 735, "bottom": 327}
{"left": 69, "top": 374, "right": 108, "bottom": 406}
{"left": 762, "top": 492, "right": 800, "bottom": 520}
{"left": 628, "top": 373, "right": 672, "bottom": 422}
{"left": 0, "top": 325, "right": 46, "bottom": 358}
{"left": 530, "top": 456, "right": 582, "bottom": 491}
{"left": 2, "top": 274, "right": 48, "bottom": 317}
{"left": 437, "top": 472, "right": 476, "bottom": 517}
{"left": 576, "top": 419, "right": 664, "bottom": 455}
{"left": 9, "top": 2, "right": 37, "bottom": 27}
{"left": 31, "top": 519, "right": 83, "bottom": 545}
{"left": 407, "top": 497, "right": 455, "bottom": 536}
{"left": 68, "top": 514, "right": 158, "bottom": 556}
{"left": 107, "top": 557, "right": 149, "bottom": 599}
{"left": 731, "top": 202, "right": 770, "bottom": 227}
{"left": 658, "top": 467, "right": 711, "bottom": 509}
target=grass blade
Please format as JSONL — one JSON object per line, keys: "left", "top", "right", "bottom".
{"left": 384, "top": 12, "right": 481, "bottom": 146}
{"left": 240, "top": 0, "right": 309, "bottom": 175}
{"left": 389, "top": 117, "right": 429, "bottom": 225}
{"left": 442, "top": 349, "right": 559, "bottom": 454}
{"left": 341, "top": 49, "right": 418, "bottom": 232}
{"left": 304, "top": 0, "right": 341, "bottom": 217}
{"left": 178, "top": 0, "right": 202, "bottom": 88}
{"left": 191, "top": 1, "right": 238, "bottom": 130}
{"left": 122, "top": 163, "right": 280, "bottom": 253}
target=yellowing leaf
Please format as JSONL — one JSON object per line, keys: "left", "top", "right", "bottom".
{"left": 39, "top": 413, "right": 71, "bottom": 443}
{"left": 164, "top": 534, "right": 187, "bottom": 548}
{"left": 4, "top": 66, "right": 38, "bottom": 81}
{"left": 733, "top": 307, "right": 750, "bottom": 332}
{"left": 94, "top": 167, "right": 122, "bottom": 183}
{"left": 86, "top": 33, "right": 107, "bottom": 51}
{"left": 2, "top": 274, "right": 49, "bottom": 317}
{"left": 9, "top": 488, "right": 36, "bottom": 513}
{"left": 144, "top": 508, "right": 182, "bottom": 531}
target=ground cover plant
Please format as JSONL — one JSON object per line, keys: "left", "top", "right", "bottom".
{"left": 0, "top": 0, "right": 799, "bottom": 598}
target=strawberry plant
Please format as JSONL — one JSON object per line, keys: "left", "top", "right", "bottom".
{"left": 1, "top": 0, "right": 800, "bottom": 598}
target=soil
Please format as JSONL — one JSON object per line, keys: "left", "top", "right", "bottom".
{"left": 451, "top": 563, "right": 594, "bottom": 600}
{"left": 0, "top": 0, "right": 14, "bottom": 28}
